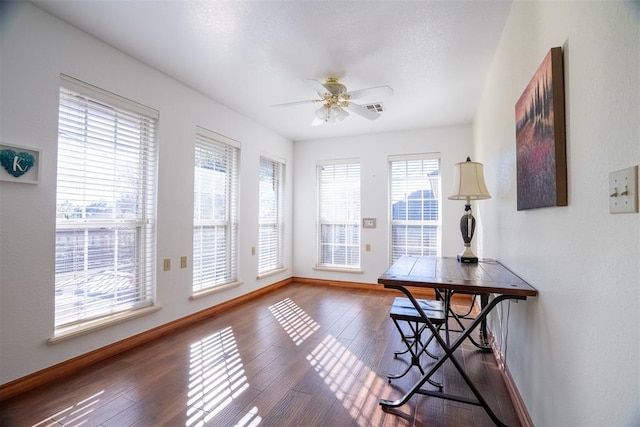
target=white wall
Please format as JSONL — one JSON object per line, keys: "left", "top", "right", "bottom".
{"left": 0, "top": 3, "right": 293, "bottom": 385}
{"left": 4, "top": 2, "right": 638, "bottom": 424}
{"left": 474, "top": 1, "right": 639, "bottom": 425}
{"left": 293, "top": 126, "right": 473, "bottom": 283}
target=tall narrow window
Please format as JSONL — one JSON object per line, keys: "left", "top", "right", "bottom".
{"left": 193, "top": 128, "right": 240, "bottom": 294}
{"left": 258, "top": 156, "right": 285, "bottom": 275}
{"left": 317, "top": 160, "right": 361, "bottom": 269}
{"left": 389, "top": 154, "right": 441, "bottom": 263}
{"left": 55, "top": 75, "right": 158, "bottom": 329}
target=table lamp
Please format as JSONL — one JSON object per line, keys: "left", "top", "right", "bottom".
{"left": 448, "top": 157, "right": 491, "bottom": 263}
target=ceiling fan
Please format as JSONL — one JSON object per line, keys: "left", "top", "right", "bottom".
{"left": 272, "top": 78, "right": 393, "bottom": 126}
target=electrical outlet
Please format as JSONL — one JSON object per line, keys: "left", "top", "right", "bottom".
{"left": 163, "top": 258, "right": 171, "bottom": 271}
{"left": 180, "top": 256, "right": 187, "bottom": 268}
{"left": 609, "top": 166, "right": 638, "bottom": 214}
{"left": 365, "top": 243, "right": 371, "bottom": 252}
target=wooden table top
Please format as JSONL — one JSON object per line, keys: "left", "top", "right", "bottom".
{"left": 378, "top": 256, "right": 538, "bottom": 298}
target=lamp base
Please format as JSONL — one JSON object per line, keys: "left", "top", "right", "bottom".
{"left": 457, "top": 254, "right": 478, "bottom": 264}
{"left": 457, "top": 246, "right": 478, "bottom": 263}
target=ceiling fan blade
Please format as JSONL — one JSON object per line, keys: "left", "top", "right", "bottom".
{"left": 271, "top": 99, "right": 322, "bottom": 108}
{"left": 306, "top": 79, "right": 330, "bottom": 97}
{"left": 346, "top": 85, "right": 393, "bottom": 101}
{"left": 344, "top": 102, "right": 380, "bottom": 120}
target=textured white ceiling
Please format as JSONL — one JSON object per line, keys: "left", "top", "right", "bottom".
{"left": 32, "top": 0, "right": 512, "bottom": 142}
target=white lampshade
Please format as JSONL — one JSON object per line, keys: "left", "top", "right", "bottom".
{"left": 448, "top": 157, "right": 491, "bottom": 201}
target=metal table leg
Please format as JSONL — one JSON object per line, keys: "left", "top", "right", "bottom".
{"left": 380, "top": 286, "right": 524, "bottom": 427}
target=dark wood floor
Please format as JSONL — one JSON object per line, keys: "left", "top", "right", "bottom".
{"left": 0, "top": 283, "right": 520, "bottom": 427}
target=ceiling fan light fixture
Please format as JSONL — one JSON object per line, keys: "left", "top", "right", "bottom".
{"left": 315, "top": 103, "right": 348, "bottom": 123}
{"left": 328, "top": 103, "right": 346, "bottom": 121}
{"left": 314, "top": 104, "right": 329, "bottom": 120}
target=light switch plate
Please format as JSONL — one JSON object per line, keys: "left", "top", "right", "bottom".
{"left": 609, "top": 166, "right": 638, "bottom": 214}
{"left": 362, "top": 218, "right": 376, "bottom": 228}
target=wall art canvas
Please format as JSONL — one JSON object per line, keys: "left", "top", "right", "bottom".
{"left": 515, "top": 47, "right": 567, "bottom": 210}
{"left": 0, "top": 143, "right": 40, "bottom": 184}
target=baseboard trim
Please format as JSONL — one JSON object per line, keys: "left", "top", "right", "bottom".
{"left": 0, "top": 277, "right": 292, "bottom": 401}
{"left": 490, "top": 333, "right": 535, "bottom": 427}
{"left": 0, "top": 276, "right": 473, "bottom": 402}
{"left": 291, "top": 276, "right": 474, "bottom": 303}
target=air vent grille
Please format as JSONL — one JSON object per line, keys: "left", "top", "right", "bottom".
{"left": 364, "top": 103, "right": 385, "bottom": 113}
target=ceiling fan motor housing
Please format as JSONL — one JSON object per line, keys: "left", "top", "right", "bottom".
{"left": 323, "top": 78, "right": 347, "bottom": 95}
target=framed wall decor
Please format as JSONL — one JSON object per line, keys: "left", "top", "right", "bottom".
{"left": 0, "top": 143, "right": 41, "bottom": 184}
{"left": 515, "top": 47, "right": 567, "bottom": 210}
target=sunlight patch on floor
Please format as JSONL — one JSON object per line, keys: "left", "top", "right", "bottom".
{"left": 32, "top": 390, "right": 104, "bottom": 426}
{"left": 187, "top": 326, "right": 250, "bottom": 426}
{"left": 307, "top": 334, "right": 387, "bottom": 427}
{"left": 235, "top": 406, "right": 262, "bottom": 427}
{"left": 269, "top": 297, "right": 319, "bottom": 345}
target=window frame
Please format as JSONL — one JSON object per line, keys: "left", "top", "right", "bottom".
{"left": 192, "top": 127, "right": 241, "bottom": 297}
{"left": 53, "top": 74, "right": 158, "bottom": 337}
{"left": 315, "top": 159, "right": 361, "bottom": 271}
{"left": 257, "top": 155, "right": 286, "bottom": 277}
{"left": 388, "top": 153, "right": 441, "bottom": 264}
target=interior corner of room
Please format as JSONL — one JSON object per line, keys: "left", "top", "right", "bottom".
{"left": 0, "top": 1, "right": 638, "bottom": 426}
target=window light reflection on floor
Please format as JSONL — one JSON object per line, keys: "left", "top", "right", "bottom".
{"left": 186, "top": 326, "right": 251, "bottom": 427}
{"left": 235, "top": 406, "right": 262, "bottom": 427}
{"left": 307, "top": 334, "right": 387, "bottom": 426}
{"left": 32, "top": 390, "right": 104, "bottom": 426}
{"left": 268, "top": 298, "right": 320, "bottom": 345}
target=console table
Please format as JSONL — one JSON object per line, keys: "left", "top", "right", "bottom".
{"left": 378, "top": 255, "right": 538, "bottom": 426}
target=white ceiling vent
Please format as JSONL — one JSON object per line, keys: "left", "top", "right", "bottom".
{"left": 364, "top": 103, "right": 385, "bottom": 113}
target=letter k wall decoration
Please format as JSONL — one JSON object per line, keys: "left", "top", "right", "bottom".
{"left": 0, "top": 143, "right": 40, "bottom": 184}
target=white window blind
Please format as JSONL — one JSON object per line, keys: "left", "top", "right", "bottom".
{"left": 317, "top": 160, "right": 361, "bottom": 268}
{"left": 55, "top": 74, "right": 158, "bottom": 328}
{"left": 389, "top": 154, "right": 441, "bottom": 263}
{"left": 193, "top": 128, "right": 240, "bottom": 292}
{"left": 258, "top": 156, "right": 285, "bottom": 274}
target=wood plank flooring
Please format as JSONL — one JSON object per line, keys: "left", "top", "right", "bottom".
{"left": 0, "top": 283, "right": 520, "bottom": 426}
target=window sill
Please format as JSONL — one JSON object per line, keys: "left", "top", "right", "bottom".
{"left": 190, "top": 280, "right": 243, "bottom": 300}
{"left": 313, "top": 266, "right": 364, "bottom": 274}
{"left": 257, "top": 267, "right": 288, "bottom": 280}
{"left": 49, "top": 304, "right": 162, "bottom": 344}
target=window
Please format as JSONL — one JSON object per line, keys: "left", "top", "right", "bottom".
{"left": 193, "top": 128, "right": 240, "bottom": 294}
{"left": 55, "top": 75, "right": 158, "bottom": 329}
{"left": 316, "top": 160, "right": 361, "bottom": 269}
{"left": 258, "top": 156, "right": 285, "bottom": 275}
{"left": 389, "top": 154, "right": 441, "bottom": 263}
